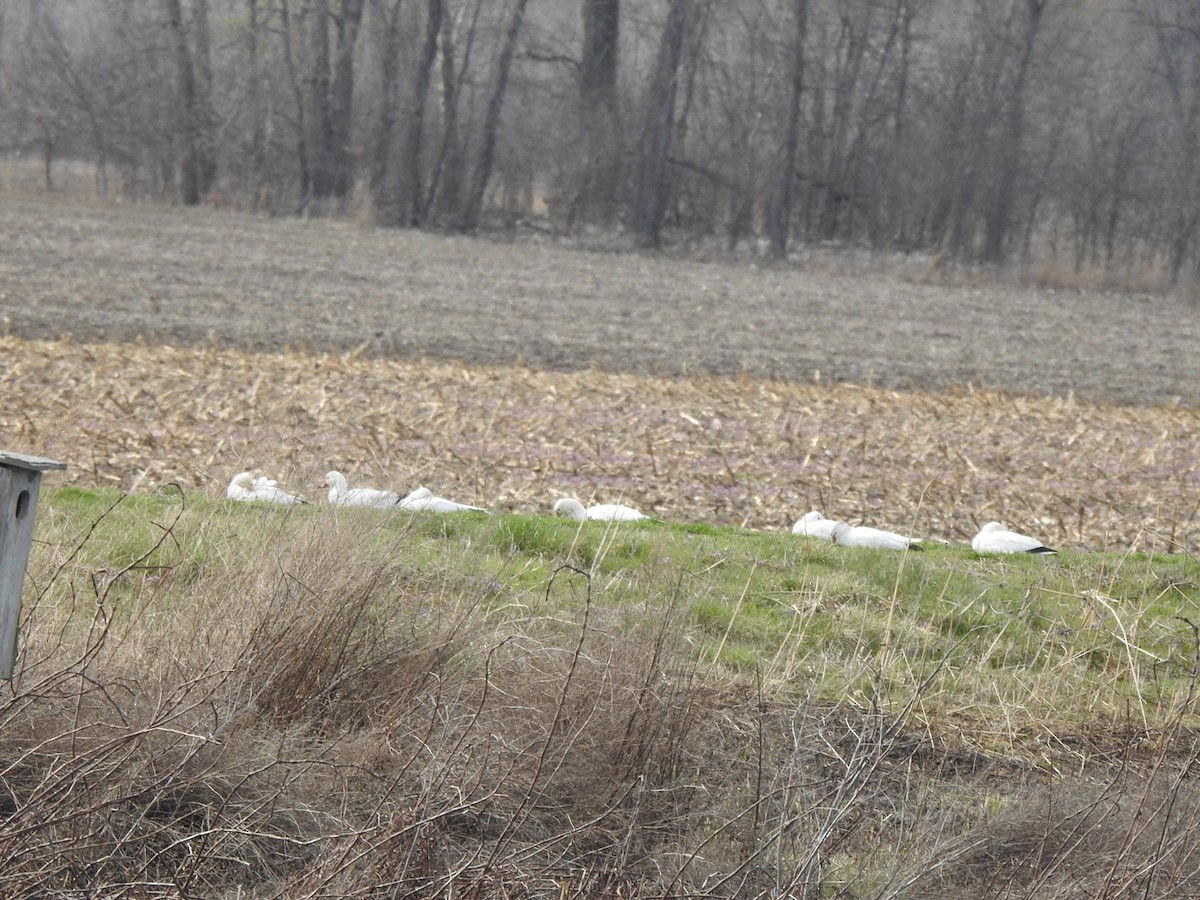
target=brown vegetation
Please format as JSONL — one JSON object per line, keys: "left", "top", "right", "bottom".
{"left": 2, "top": 334, "right": 1198, "bottom": 555}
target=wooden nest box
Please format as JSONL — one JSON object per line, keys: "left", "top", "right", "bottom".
{"left": 0, "top": 450, "right": 66, "bottom": 680}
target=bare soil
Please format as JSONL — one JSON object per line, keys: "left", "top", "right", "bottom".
{"left": 3, "top": 192, "right": 1199, "bottom": 407}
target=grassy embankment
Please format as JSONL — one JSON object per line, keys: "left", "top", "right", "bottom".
{"left": 3, "top": 485, "right": 1200, "bottom": 897}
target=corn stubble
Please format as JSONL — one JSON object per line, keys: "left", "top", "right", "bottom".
{"left": 2, "top": 335, "right": 1198, "bottom": 555}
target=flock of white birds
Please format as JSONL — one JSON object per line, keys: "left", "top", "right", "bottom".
{"left": 225, "top": 471, "right": 1056, "bottom": 556}
{"left": 789, "top": 510, "right": 1055, "bottom": 555}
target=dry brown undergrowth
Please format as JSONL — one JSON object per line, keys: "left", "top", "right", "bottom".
{"left": 2, "top": 334, "right": 1198, "bottom": 553}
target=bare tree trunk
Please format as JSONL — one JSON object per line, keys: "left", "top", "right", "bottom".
{"left": 428, "top": 0, "right": 483, "bottom": 222}
{"left": 40, "top": 117, "right": 53, "bottom": 190}
{"left": 1103, "top": 126, "right": 1138, "bottom": 267}
{"left": 328, "top": 0, "right": 365, "bottom": 199}
{"left": 982, "top": 0, "right": 1048, "bottom": 263}
{"left": 306, "top": 0, "right": 333, "bottom": 203}
{"left": 581, "top": 0, "right": 619, "bottom": 105}
{"left": 458, "top": 0, "right": 531, "bottom": 232}
{"left": 818, "top": 4, "right": 872, "bottom": 240}
{"left": 666, "top": 0, "right": 709, "bottom": 224}
{"left": 307, "top": 0, "right": 365, "bottom": 204}
{"left": 575, "top": 0, "right": 621, "bottom": 226}
{"left": 368, "top": 0, "right": 406, "bottom": 217}
{"left": 886, "top": 0, "right": 917, "bottom": 245}
{"left": 279, "top": 0, "right": 311, "bottom": 205}
{"left": 631, "top": 0, "right": 692, "bottom": 249}
{"left": 768, "top": 0, "right": 809, "bottom": 260}
{"left": 191, "top": 0, "right": 217, "bottom": 193}
{"left": 1147, "top": 2, "right": 1200, "bottom": 284}
{"left": 245, "top": 0, "right": 269, "bottom": 204}
{"left": 398, "top": 0, "right": 444, "bottom": 226}
{"left": 162, "top": 0, "right": 216, "bottom": 204}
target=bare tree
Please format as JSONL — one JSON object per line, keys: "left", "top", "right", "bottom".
{"left": 367, "top": 0, "right": 407, "bottom": 217}
{"left": 330, "top": 0, "right": 365, "bottom": 199}
{"left": 429, "top": 0, "right": 483, "bottom": 224}
{"left": 4, "top": 0, "right": 1198, "bottom": 283}
{"left": 371, "top": 0, "right": 444, "bottom": 227}
{"left": 241, "top": 0, "right": 269, "bottom": 204}
{"left": 581, "top": 0, "right": 619, "bottom": 108}
{"left": 163, "top": 0, "right": 216, "bottom": 204}
{"left": 10, "top": 1, "right": 170, "bottom": 195}
{"left": 1139, "top": 0, "right": 1200, "bottom": 282}
{"left": 574, "top": 0, "right": 621, "bottom": 225}
{"left": 982, "top": 0, "right": 1050, "bottom": 263}
{"left": 306, "top": 0, "right": 333, "bottom": 204}
{"left": 458, "top": 0, "right": 532, "bottom": 232}
{"left": 818, "top": 0, "right": 911, "bottom": 244}
{"left": 768, "top": 0, "right": 809, "bottom": 259}
{"left": 631, "top": 0, "right": 694, "bottom": 249}
{"left": 192, "top": 0, "right": 215, "bottom": 185}
{"left": 279, "top": 0, "right": 312, "bottom": 204}
{"left": 398, "top": 0, "right": 444, "bottom": 226}
{"left": 307, "top": 0, "right": 365, "bottom": 204}
{"left": 878, "top": 0, "right": 922, "bottom": 247}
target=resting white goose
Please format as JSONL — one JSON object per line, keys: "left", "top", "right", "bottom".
{"left": 972, "top": 521, "right": 1056, "bottom": 555}
{"left": 226, "top": 472, "right": 306, "bottom": 505}
{"left": 320, "top": 471, "right": 401, "bottom": 508}
{"left": 397, "top": 486, "right": 489, "bottom": 514}
{"left": 552, "top": 497, "right": 649, "bottom": 522}
{"left": 792, "top": 510, "right": 837, "bottom": 539}
{"left": 830, "top": 520, "right": 923, "bottom": 551}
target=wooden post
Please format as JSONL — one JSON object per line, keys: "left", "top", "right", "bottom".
{"left": 0, "top": 451, "right": 67, "bottom": 680}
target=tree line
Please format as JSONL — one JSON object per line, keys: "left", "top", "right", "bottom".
{"left": 2, "top": 0, "right": 1199, "bottom": 281}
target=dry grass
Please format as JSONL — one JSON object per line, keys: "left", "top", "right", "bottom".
{"left": 3, "top": 494, "right": 918, "bottom": 898}
{"left": 910, "top": 764, "right": 1200, "bottom": 898}
{"left": 2, "top": 335, "right": 1198, "bottom": 555}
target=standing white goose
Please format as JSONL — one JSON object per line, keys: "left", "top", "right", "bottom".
{"left": 226, "top": 472, "right": 306, "bottom": 505}
{"left": 792, "top": 510, "right": 837, "bottom": 539}
{"left": 552, "top": 497, "right": 649, "bottom": 522}
{"left": 830, "top": 520, "right": 923, "bottom": 551}
{"left": 398, "top": 486, "right": 489, "bottom": 513}
{"left": 972, "top": 521, "right": 1056, "bottom": 555}
{"left": 320, "top": 471, "right": 401, "bottom": 508}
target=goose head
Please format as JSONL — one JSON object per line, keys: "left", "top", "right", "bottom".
{"left": 552, "top": 497, "right": 587, "bottom": 521}
{"left": 226, "top": 472, "right": 257, "bottom": 499}
{"left": 321, "top": 471, "right": 349, "bottom": 499}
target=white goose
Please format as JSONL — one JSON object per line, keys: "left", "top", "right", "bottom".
{"left": 972, "top": 521, "right": 1056, "bottom": 555}
{"left": 226, "top": 472, "right": 306, "bottom": 505}
{"left": 830, "top": 520, "right": 923, "bottom": 551}
{"left": 552, "top": 497, "right": 649, "bottom": 522}
{"left": 320, "top": 471, "right": 401, "bottom": 508}
{"left": 792, "top": 510, "right": 837, "bottom": 539}
{"left": 398, "top": 486, "right": 489, "bottom": 514}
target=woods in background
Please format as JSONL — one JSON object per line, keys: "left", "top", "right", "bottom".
{"left": 2, "top": 0, "right": 1198, "bottom": 281}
